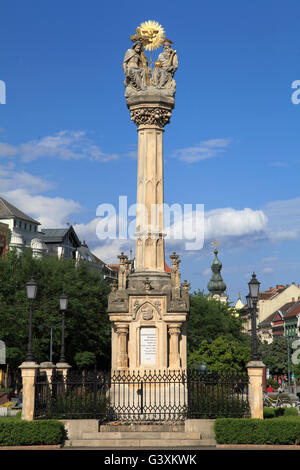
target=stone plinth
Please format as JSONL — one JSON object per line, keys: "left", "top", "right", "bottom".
{"left": 247, "top": 360, "right": 265, "bottom": 419}
{"left": 19, "top": 361, "right": 39, "bottom": 421}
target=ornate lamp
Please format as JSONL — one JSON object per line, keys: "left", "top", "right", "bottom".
{"left": 59, "top": 291, "right": 68, "bottom": 363}
{"left": 25, "top": 278, "right": 38, "bottom": 362}
{"left": 247, "top": 273, "right": 260, "bottom": 361}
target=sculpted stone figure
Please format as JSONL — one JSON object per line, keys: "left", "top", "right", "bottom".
{"left": 123, "top": 39, "right": 149, "bottom": 95}
{"left": 123, "top": 28, "right": 178, "bottom": 99}
{"left": 151, "top": 39, "right": 178, "bottom": 91}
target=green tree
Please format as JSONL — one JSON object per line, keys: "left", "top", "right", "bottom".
{"left": 187, "top": 290, "right": 248, "bottom": 351}
{"left": 188, "top": 335, "right": 251, "bottom": 372}
{"left": 260, "top": 337, "right": 290, "bottom": 376}
{"left": 0, "top": 249, "right": 111, "bottom": 386}
{"left": 186, "top": 291, "right": 250, "bottom": 372}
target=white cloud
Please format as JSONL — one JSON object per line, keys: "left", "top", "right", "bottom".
{"left": 262, "top": 256, "right": 278, "bottom": 263}
{"left": 0, "top": 130, "right": 119, "bottom": 163}
{"left": 3, "top": 189, "right": 81, "bottom": 228}
{"left": 263, "top": 197, "right": 300, "bottom": 242}
{"left": 262, "top": 267, "right": 274, "bottom": 274}
{"left": 172, "top": 138, "right": 232, "bottom": 163}
{"left": 0, "top": 143, "right": 18, "bottom": 158}
{"left": 204, "top": 207, "right": 268, "bottom": 239}
{"left": 92, "top": 239, "right": 134, "bottom": 264}
{"left": 0, "top": 165, "right": 53, "bottom": 193}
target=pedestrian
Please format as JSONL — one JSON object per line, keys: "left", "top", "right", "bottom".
{"left": 267, "top": 384, "right": 274, "bottom": 393}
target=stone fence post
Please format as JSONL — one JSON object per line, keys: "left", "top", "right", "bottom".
{"left": 56, "top": 361, "right": 72, "bottom": 380}
{"left": 247, "top": 360, "right": 265, "bottom": 419}
{"left": 19, "top": 361, "right": 39, "bottom": 421}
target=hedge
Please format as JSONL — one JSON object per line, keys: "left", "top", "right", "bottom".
{"left": 0, "top": 419, "right": 65, "bottom": 446}
{"left": 214, "top": 417, "right": 300, "bottom": 445}
{"left": 263, "top": 407, "right": 299, "bottom": 419}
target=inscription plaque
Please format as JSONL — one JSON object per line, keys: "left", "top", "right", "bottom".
{"left": 140, "top": 327, "right": 156, "bottom": 365}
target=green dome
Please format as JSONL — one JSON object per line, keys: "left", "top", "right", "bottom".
{"left": 207, "top": 248, "right": 227, "bottom": 295}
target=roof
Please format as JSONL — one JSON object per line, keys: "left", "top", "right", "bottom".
{"left": 164, "top": 262, "right": 171, "bottom": 273}
{"left": 42, "top": 226, "right": 81, "bottom": 246}
{"left": 0, "top": 196, "right": 40, "bottom": 225}
{"left": 284, "top": 301, "right": 300, "bottom": 319}
{"left": 107, "top": 264, "right": 120, "bottom": 272}
{"left": 259, "top": 285, "right": 288, "bottom": 300}
{"left": 259, "top": 301, "right": 298, "bottom": 327}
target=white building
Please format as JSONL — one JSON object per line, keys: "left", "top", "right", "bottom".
{"left": 0, "top": 197, "right": 47, "bottom": 257}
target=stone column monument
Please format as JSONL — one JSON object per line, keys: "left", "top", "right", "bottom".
{"left": 108, "top": 22, "right": 189, "bottom": 374}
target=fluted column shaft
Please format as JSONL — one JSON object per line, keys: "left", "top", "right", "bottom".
{"left": 129, "top": 102, "right": 172, "bottom": 272}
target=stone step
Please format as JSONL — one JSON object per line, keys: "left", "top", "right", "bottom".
{"left": 99, "top": 424, "right": 184, "bottom": 433}
{"left": 83, "top": 431, "right": 201, "bottom": 440}
{"left": 65, "top": 438, "right": 216, "bottom": 448}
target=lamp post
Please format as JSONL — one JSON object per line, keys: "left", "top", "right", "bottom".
{"left": 59, "top": 291, "right": 68, "bottom": 364}
{"left": 25, "top": 278, "right": 38, "bottom": 362}
{"left": 38, "top": 324, "right": 58, "bottom": 363}
{"left": 247, "top": 272, "right": 261, "bottom": 361}
{"left": 199, "top": 360, "right": 207, "bottom": 375}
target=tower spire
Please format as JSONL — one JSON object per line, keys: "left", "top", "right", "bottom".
{"left": 207, "top": 239, "right": 227, "bottom": 298}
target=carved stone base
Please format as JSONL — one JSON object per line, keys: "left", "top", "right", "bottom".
{"left": 108, "top": 269, "right": 188, "bottom": 373}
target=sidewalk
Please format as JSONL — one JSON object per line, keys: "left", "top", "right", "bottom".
{"left": 1, "top": 444, "right": 300, "bottom": 450}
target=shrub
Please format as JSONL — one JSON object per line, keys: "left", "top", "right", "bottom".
{"left": 215, "top": 417, "right": 300, "bottom": 445}
{"left": 0, "top": 419, "right": 65, "bottom": 446}
{"left": 263, "top": 407, "right": 299, "bottom": 419}
{"left": 281, "top": 407, "right": 299, "bottom": 417}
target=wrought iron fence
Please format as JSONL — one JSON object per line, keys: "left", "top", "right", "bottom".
{"left": 34, "top": 369, "right": 249, "bottom": 422}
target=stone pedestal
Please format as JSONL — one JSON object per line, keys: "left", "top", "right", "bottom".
{"left": 19, "top": 361, "right": 39, "bottom": 421}
{"left": 247, "top": 360, "right": 265, "bottom": 419}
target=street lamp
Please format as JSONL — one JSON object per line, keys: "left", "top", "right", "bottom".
{"left": 38, "top": 323, "right": 58, "bottom": 363}
{"left": 247, "top": 272, "right": 261, "bottom": 361}
{"left": 25, "top": 278, "right": 38, "bottom": 362}
{"left": 199, "top": 360, "right": 207, "bottom": 375}
{"left": 59, "top": 291, "right": 68, "bottom": 363}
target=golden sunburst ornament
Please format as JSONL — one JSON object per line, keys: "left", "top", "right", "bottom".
{"left": 138, "top": 20, "right": 165, "bottom": 51}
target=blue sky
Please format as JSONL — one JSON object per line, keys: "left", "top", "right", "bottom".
{"left": 0, "top": 0, "right": 300, "bottom": 303}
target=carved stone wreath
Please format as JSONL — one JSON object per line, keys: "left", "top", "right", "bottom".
{"left": 130, "top": 106, "right": 172, "bottom": 128}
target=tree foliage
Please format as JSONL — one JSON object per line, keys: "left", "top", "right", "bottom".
{"left": 0, "top": 249, "right": 111, "bottom": 376}
{"left": 259, "top": 337, "right": 291, "bottom": 376}
{"left": 187, "top": 290, "right": 250, "bottom": 372}
{"left": 188, "top": 335, "right": 251, "bottom": 372}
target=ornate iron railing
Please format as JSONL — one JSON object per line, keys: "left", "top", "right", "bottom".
{"left": 34, "top": 369, "right": 249, "bottom": 422}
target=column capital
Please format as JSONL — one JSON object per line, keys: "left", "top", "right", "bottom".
{"left": 168, "top": 323, "right": 182, "bottom": 335}
{"left": 115, "top": 322, "right": 129, "bottom": 335}
{"left": 129, "top": 102, "right": 173, "bottom": 128}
